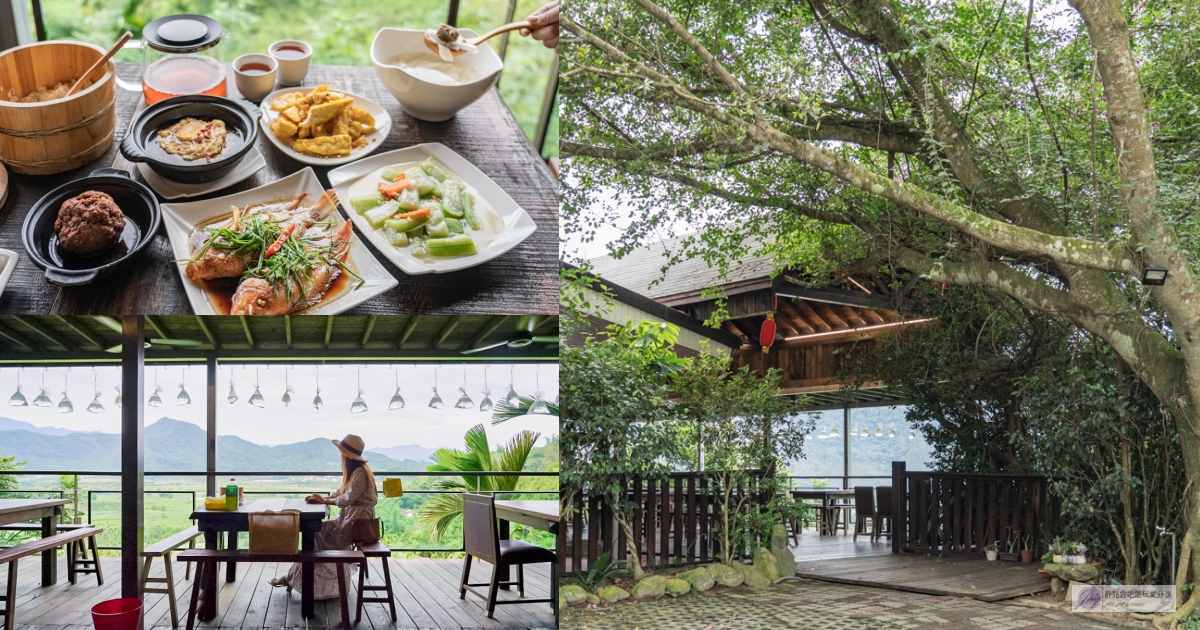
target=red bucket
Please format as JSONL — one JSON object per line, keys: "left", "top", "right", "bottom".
{"left": 91, "top": 598, "right": 142, "bottom": 630}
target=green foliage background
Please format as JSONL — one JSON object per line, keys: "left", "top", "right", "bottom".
{"left": 33, "top": 0, "right": 557, "bottom": 156}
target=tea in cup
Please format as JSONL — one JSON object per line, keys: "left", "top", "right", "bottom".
{"left": 233, "top": 53, "right": 278, "bottom": 102}
{"left": 269, "top": 40, "right": 312, "bottom": 86}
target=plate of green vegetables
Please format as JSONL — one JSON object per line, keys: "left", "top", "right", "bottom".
{"left": 327, "top": 143, "right": 536, "bottom": 275}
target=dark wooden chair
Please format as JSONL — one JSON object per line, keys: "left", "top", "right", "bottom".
{"left": 873, "top": 486, "right": 893, "bottom": 542}
{"left": 353, "top": 518, "right": 397, "bottom": 623}
{"left": 459, "top": 493, "right": 557, "bottom": 619}
{"left": 853, "top": 487, "right": 876, "bottom": 541}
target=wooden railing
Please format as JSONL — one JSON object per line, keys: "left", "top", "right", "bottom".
{"left": 890, "top": 461, "right": 1061, "bottom": 558}
{"left": 563, "top": 469, "right": 771, "bottom": 572}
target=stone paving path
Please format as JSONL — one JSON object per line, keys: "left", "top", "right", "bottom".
{"left": 560, "top": 578, "right": 1148, "bottom": 630}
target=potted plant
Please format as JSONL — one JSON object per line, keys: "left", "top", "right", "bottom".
{"left": 983, "top": 543, "right": 999, "bottom": 561}
{"left": 1020, "top": 535, "right": 1035, "bottom": 563}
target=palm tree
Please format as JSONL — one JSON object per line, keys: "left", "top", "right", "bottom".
{"left": 417, "top": 424, "right": 540, "bottom": 540}
{"left": 490, "top": 395, "right": 559, "bottom": 425}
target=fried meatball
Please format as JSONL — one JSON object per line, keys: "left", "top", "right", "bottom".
{"left": 54, "top": 190, "right": 125, "bottom": 257}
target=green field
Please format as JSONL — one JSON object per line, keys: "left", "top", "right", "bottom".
{"left": 35, "top": 0, "right": 558, "bottom": 157}
{"left": 10, "top": 472, "right": 557, "bottom": 558}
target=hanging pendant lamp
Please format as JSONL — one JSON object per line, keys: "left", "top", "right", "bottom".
{"left": 248, "top": 367, "right": 265, "bottom": 408}
{"left": 177, "top": 366, "right": 191, "bottom": 406}
{"left": 227, "top": 367, "right": 238, "bottom": 404}
{"left": 312, "top": 366, "right": 323, "bottom": 410}
{"left": 282, "top": 366, "right": 294, "bottom": 406}
{"left": 57, "top": 367, "right": 73, "bottom": 413}
{"left": 503, "top": 365, "right": 519, "bottom": 406}
{"left": 87, "top": 370, "right": 104, "bottom": 414}
{"left": 454, "top": 363, "right": 474, "bottom": 409}
{"left": 33, "top": 369, "right": 52, "bottom": 407}
{"left": 388, "top": 366, "right": 405, "bottom": 410}
{"left": 479, "top": 366, "right": 493, "bottom": 413}
{"left": 113, "top": 386, "right": 122, "bottom": 408}
{"left": 351, "top": 367, "right": 368, "bottom": 414}
{"left": 148, "top": 367, "right": 162, "bottom": 407}
{"left": 8, "top": 368, "right": 27, "bottom": 407}
{"left": 528, "top": 364, "right": 551, "bottom": 415}
{"left": 428, "top": 366, "right": 444, "bottom": 409}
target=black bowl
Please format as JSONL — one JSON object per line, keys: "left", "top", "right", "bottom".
{"left": 119, "top": 94, "right": 260, "bottom": 184}
{"left": 22, "top": 168, "right": 161, "bottom": 287}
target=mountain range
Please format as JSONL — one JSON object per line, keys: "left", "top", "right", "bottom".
{"left": 0, "top": 417, "right": 431, "bottom": 472}
{"left": 0, "top": 417, "right": 78, "bottom": 436}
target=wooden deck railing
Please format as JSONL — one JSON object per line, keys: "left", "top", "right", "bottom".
{"left": 890, "top": 462, "right": 1061, "bottom": 558}
{"left": 563, "top": 469, "right": 772, "bottom": 571}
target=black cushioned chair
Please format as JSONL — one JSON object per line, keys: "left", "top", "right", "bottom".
{"left": 459, "top": 493, "right": 557, "bottom": 619}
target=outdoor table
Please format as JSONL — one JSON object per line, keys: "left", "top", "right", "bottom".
{"left": 791, "top": 489, "right": 855, "bottom": 536}
{"left": 0, "top": 63, "right": 558, "bottom": 315}
{"left": 189, "top": 497, "right": 328, "bottom": 622}
{"left": 0, "top": 498, "right": 68, "bottom": 586}
{"left": 494, "top": 499, "right": 559, "bottom": 592}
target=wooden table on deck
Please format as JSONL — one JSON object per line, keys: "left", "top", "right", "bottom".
{"left": 189, "top": 498, "right": 328, "bottom": 622}
{"left": 0, "top": 498, "right": 68, "bottom": 586}
{"left": 792, "top": 489, "right": 855, "bottom": 536}
{"left": 0, "top": 62, "right": 558, "bottom": 315}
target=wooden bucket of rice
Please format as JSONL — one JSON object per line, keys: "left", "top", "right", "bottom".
{"left": 0, "top": 41, "right": 117, "bottom": 175}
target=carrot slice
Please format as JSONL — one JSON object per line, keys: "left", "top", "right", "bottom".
{"left": 390, "top": 207, "right": 430, "bottom": 221}
{"left": 264, "top": 223, "right": 297, "bottom": 258}
{"left": 377, "top": 175, "right": 412, "bottom": 199}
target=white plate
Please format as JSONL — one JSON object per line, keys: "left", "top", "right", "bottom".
{"left": 327, "top": 143, "right": 537, "bottom": 275}
{"left": 258, "top": 87, "right": 392, "bottom": 166}
{"left": 136, "top": 146, "right": 267, "bottom": 200}
{"left": 0, "top": 249, "right": 18, "bottom": 299}
{"left": 161, "top": 167, "right": 398, "bottom": 315}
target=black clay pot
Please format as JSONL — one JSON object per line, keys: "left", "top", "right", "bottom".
{"left": 119, "top": 94, "right": 259, "bottom": 184}
{"left": 21, "top": 168, "right": 161, "bottom": 287}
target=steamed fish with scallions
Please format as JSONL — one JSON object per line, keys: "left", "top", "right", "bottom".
{"left": 182, "top": 190, "right": 362, "bottom": 315}
{"left": 344, "top": 156, "right": 504, "bottom": 260}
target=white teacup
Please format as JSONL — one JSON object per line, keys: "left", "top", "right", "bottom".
{"left": 233, "top": 54, "right": 277, "bottom": 102}
{"left": 269, "top": 40, "right": 313, "bottom": 87}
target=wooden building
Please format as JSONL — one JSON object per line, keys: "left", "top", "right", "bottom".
{"left": 586, "top": 237, "right": 927, "bottom": 408}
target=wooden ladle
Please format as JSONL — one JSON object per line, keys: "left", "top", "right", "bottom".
{"left": 423, "top": 22, "right": 533, "bottom": 58}
{"left": 67, "top": 31, "right": 132, "bottom": 97}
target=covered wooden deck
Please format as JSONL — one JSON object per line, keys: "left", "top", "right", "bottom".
{"left": 791, "top": 529, "right": 1048, "bottom": 602}
{"left": 6, "top": 555, "right": 554, "bottom": 630}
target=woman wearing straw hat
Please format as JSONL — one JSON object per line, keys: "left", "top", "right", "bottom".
{"left": 269, "top": 434, "right": 379, "bottom": 597}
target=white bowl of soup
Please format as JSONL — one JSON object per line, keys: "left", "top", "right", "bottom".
{"left": 370, "top": 28, "right": 502, "bottom": 122}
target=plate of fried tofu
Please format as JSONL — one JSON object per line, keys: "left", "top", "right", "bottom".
{"left": 259, "top": 84, "right": 392, "bottom": 166}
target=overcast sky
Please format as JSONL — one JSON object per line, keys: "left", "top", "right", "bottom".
{"left": 0, "top": 363, "right": 558, "bottom": 451}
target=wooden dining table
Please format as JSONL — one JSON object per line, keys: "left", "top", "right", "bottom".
{"left": 791, "top": 489, "right": 855, "bottom": 536}
{"left": 189, "top": 497, "right": 328, "bottom": 622}
{"left": 0, "top": 63, "right": 558, "bottom": 315}
{"left": 0, "top": 498, "right": 68, "bottom": 586}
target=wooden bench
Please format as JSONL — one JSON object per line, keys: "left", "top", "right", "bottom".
{"left": 0, "top": 526, "right": 103, "bottom": 630}
{"left": 0, "top": 522, "right": 97, "bottom": 576}
{"left": 141, "top": 526, "right": 203, "bottom": 629}
{"left": 177, "top": 549, "right": 363, "bottom": 630}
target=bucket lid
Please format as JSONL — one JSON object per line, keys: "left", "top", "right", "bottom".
{"left": 143, "top": 15, "right": 223, "bottom": 53}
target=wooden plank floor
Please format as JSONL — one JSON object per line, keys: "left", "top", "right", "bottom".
{"left": 790, "top": 527, "right": 894, "bottom": 562}
{"left": 794, "top": 551, "right": 1050, "bottom": 602}
{"left": 4, "top": 554, "right": 554, "bottom": 629}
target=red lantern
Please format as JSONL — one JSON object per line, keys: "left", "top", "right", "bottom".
{"left": 760, "top": 313, "right": 777, "bottom": 354}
